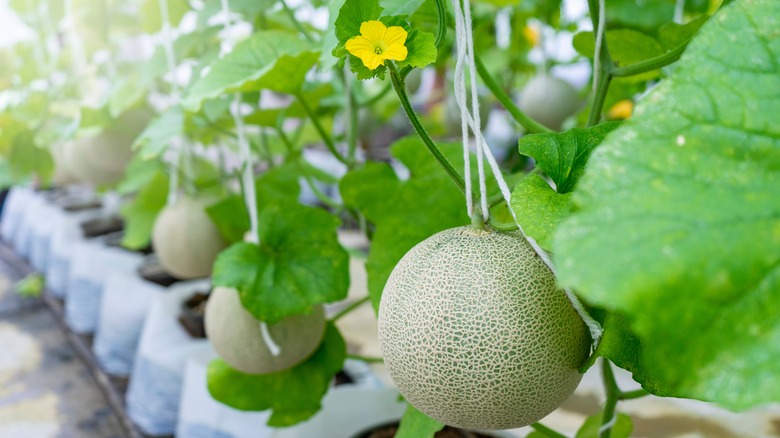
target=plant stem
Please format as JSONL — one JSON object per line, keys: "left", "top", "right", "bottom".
{"left": 280, "top": 0, "right": 314, "bottom": 42}
{"left": 530, "top": 422, "right": 568, "bottom": 438}
{"left": 620, "top": 388, "right": 649, "bottom": 400}
{"left": 600, "top": 360, "right": 620, "bottom": 438}
{"left": 339, "top": 66, "right": 359, "bottom": 166}
{"left": 331, "top": 296, "right": 370, "bottom": 322}
{"left": 488, "top": 217, "right": 518, "bottom": 231}
{"left": 474, "top": 55, "right": 552, "bottom": 134}
{"left": 295, "top": 91, "right": 351, "bottom": 166}
{"left": 433, "top": 0, "right": 447, "bottom": 49}
{"left": 586, "top": 0, "right": 614, "bottom": 127}
{"left": 347, "top": 354, "right": 384, "bottom": 364}
{"left": 610, "top": 42, "right": 687, "bottom": 77}
{"left": 388, "top": 62, "right": 467, "bottom": 194}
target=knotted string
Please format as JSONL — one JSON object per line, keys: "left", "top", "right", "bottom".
{"left": 450, "top": 0, "right": 603, "bottom": 346}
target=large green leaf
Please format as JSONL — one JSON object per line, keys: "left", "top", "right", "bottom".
{"left": 340, "top": 137, "right": 473, "bottom": 311}
{"left": 379, "top": 0, "right": 426, "bottom": 17}
{"left": 576, "top": 412, "right": 633, "bottom": 438}
{"left": 554, "top": 0, "right": 780, "bottom": 409}
{"left": 207, "top": 323, "right": 346, "bottom": 426}
{"left": 183, "top": 31, "right": 318, "bottom": 111}
{"left": 132, "top": 106, "right": 184, "bottom": 159}
{"left": 212, "top": 202, "right": 349, "bottom": 324}
{"left": 119, "top": 171, "right": 169, "bottom": 250}
{"left": 518, "top": 122, "right": 620, "bottom": 194}
{"left": 573, "top": 29, "right": 665, "bottom": 80}
{"left": 395, "top": 404, "right": 443, "bottom": 438}
{"left": 510, "top": 174, "right": 571, "bottom": 252}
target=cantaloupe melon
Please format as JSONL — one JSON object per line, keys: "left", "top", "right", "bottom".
{"left": 151, "top": 196, "right": 228, "bottom": 279}
{"left": 378, "top": 226, "right": 590, "bottom": 430}
{"left": 517, "top": 74, "right": 581, "bottom": 130}
{"left": 205, "top": 286, "right": 326, "bottom": 374}
{"left": 64, "top": 109, "right": 150, "bottom": 186}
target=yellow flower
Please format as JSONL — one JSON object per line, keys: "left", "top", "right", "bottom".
{"left": 345, "top": 20, "right": 408, "bottom": 70}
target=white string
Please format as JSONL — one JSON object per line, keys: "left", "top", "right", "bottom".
{"left": 64, "top": 0, "right": 88, "bottom": 79}
{"left": 450, "top": 0, "right": 603, "bottom": 346}
{"left": 157, "top": 0, "right": 183, "bottom": 206}
{"left": 673, "top": 0, "right": 686, "bottom": 24}
{"left": 221, "top": 0, "right": 281, "bottom": 357}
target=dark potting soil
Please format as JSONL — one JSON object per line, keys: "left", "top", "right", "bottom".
{"left": 137, "top": 256, "right": 182, "bottom": 287}
{"left": 178, "top": 291, "right": 210, "bottom": 338}
{"left": 355, "top": 422, "right": 496, "bottom": 438}
{"left": 81, "top": 216, "right": 124, "bottom": 238}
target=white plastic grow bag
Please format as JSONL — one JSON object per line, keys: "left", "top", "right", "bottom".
{"left": 93, "top": 269, "right": 167, "bottom": 376}
{"left": 29, "top": 201, "right": 66, "bottom": 272}
{"left": 64, "top": 241, "right": 144, "bottom": 333}
{"left": 126, "top": 279, "right": 212, "bottom": 436}
{"left": 11, "top": 190, "right": 46, "bottom": 258}
{"left": 45, "top": 207, "right": 104, "bottom": 298}
{"left": 0, "top": 186, "right": 34, "bottom": 244}
{"left": 176, "top": 355, "right": 383, "bottom": 438}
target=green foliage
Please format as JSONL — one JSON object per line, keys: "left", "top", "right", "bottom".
{"left": 510, "top": 174, "right": 571, "bottom": 251}
{"left": 119, "top": 171, "right": 169, "bottom": 250}
{"left": 207, "top": 323, "right": 346, "bottom": 426}
{"left": 518, "top": 122, "right": 621, "bottom": 194}
{"left": 140, "top": 0, "right": 190, "bottom": 33}
{"left": 576, "top": 412, "right": 633, "bottom": 438}
{"left": 183, "top": 31, "right": 318, "bottom": 111}
{"left": 15, "top": 274, "right": 45, "bottom": 298}
{"left": 573, "top": 29, "right": 665, "bottom": 80}
{"left": 340, "top": 137, "right": 473, "bottom": 311}
{"left": 132, "top": 106, "right": 184, "bottom": 159}
{"left": 212, "top": 202, "right": 349, "bottom": 324}
{"left": 555, "top": 0, "right": 780, "bottom": 409}
{"left": 396, "top": 404, "right": 443, "bottom": 438}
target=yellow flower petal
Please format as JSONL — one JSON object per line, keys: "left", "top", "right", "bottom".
{"left": 362, "top": 53, "right": 384, "bottom": 70}
{"left": 359, "top": 20, "right": 387, "bottom": 43}
{"left": 345, "top": 35, "right": 375, "bottom": 58}
{"left": 383, "top": 26, "right": 408, "bottom": 47}
{"left": 381, "top": 44, "right": 408, "bottom": 61}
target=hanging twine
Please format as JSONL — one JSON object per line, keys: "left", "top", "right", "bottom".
{"left": 450, "top": 0, "right": 603, "bottom": 346}
{"left": 220, "top": 0, "right": 281, "bottom": 357}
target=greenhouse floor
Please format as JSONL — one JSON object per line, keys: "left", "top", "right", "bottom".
{"left": 0, "top": 258, "right": 124, "bottom": 437}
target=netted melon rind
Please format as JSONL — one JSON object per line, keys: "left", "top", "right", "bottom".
{"left": 205, "top": 286, "right": 326, "bottom": 374}
{"left": 151, "top": 196, "right": 228, "bottom": 279}
{"left": 378, "top": 226, "right": 590, "bottom": 430}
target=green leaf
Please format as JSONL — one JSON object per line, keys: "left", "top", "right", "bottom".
{"left": 212, "top": 202, "right": 349, "bottom": 323}
{"left": 207, "top": 322, "right": 346, "bottom": 426}
{"left": 132, "top": 106, "right": 184, "bottom": 159}
{"left": 379, "top": 0, "right": 426, "bottom": 16}
{"left": 183, "top": 31, "right": 318, "bottom": 111}
{"left": 119, "top": 171, "right": 169, "bottom": 250}
{"left": 395, "top": 404, "right": 444, "bottom": 438}
{"left": 518, "top": 122, "right": 621, "bottom": 194}
{"left": 334, "top": 0, "right": 382, "bottom": 43}
{"left": 573, "top": 29, "right": 665, "bottom": 80}
{"left": 605, "top": 0, "right": 674, "bottom": 31}
{"left": 554, "top": 0, "right": 780, "bottom": 409}
{"left": 8, "top": 144, "right": 53, "bottom": 184}
{"left": 340, "top": 137, "right": 472, "bottom": 311}
{"left": 206, "top": 164, "right": 302, "bottom": 244}
{"left": 396, "top": 30, "right": 437, "bottom": 70}
{"left": 15, "top": 273, "right": 45, "bottom": 298}
{"left": 510, "top": 174, "right": 571, "bottom": 252}
{"left": 140, "top": 0, "right": 189, "bottom": 33}
{"left": 576, "top": 413, "right": 633, "bottom": 438}
{"left": 658, "top": 15, "right": 709, "bottom": 50}
{"left": 109, "top": 76, "right": 146, "bottom": 118}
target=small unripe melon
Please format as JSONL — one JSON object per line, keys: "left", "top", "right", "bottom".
{"left": 378, "top": 226, "right": 590, "bottom": 430}
{"left": 517, "top": 74, "right": 581, "bottom": 130}
{"left": 205, "top": 286, "right": 326, "bottom": 374}
{"left": 151, "top": 196, "right": 228, "bottom": 279}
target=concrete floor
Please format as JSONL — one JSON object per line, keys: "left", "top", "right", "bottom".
{"left": 0, "top": 264, "right": 124, "bottom": 438}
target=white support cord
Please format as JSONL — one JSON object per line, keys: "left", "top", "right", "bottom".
{"left": 64, "top": 0, "right": 88, "bottom": 79}
{"left": 450, "top": 0, "right": 603, "bottom": 346}
{"left": 221, "top": 0, "right": 281, "bottom": 358}
{"left": 673, "top": 0, "right": 686, "bottom": 24}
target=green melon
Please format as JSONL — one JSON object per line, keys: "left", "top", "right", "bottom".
{"left": 377, "top": 226, "right": 590, "bottom": 430}
{"left": 517, "top": 74, "right": 581, "bottom": 130}
{"left": 205, "top": 286, "right": 326, "bottom": 374}
{"left": 151, "top": 196, "right": 228, "bottom": 279}
{"left": 64, "top": 109, "right": 150, "bottom": 186}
